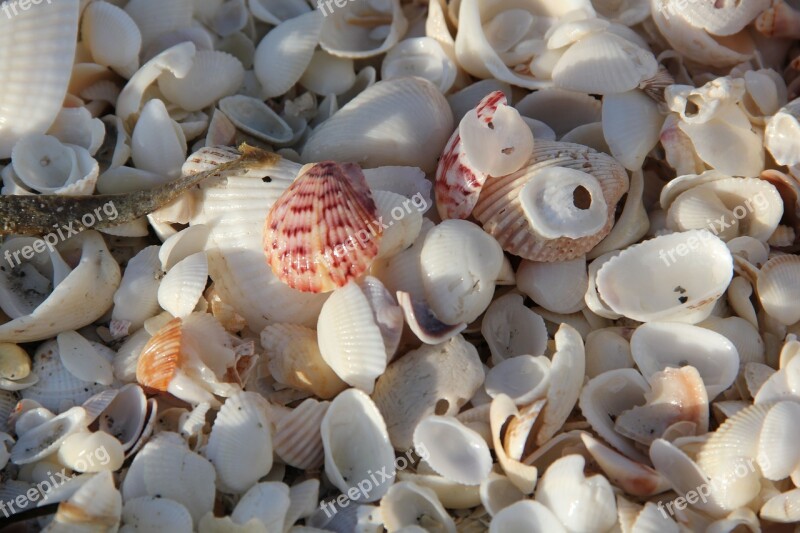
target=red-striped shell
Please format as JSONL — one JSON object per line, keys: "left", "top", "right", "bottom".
{"left": 263, "top": 161, "right": 382, "bottom": 293}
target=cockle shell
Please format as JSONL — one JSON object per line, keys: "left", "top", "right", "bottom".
{"left": 49, "top": 471, "right": 122, "bottom": 531}
{"left": 136, "top": 313, "right": 238, "bottom": 405}
{"left": 273, "top": 398, "right": 329, "bottom": 469}
{"left": 602, "top": 90, "right": 664, "bottom": 171}
{"left": 302, "top": 77, "right": 454, "bottom": 173}
{"left": 0, "top": 0, "right": 80, "bottom": 158}
{"left": 58, "top": 430, "right": 125, "bottom": 472}
{"left": 472, "top": 140, "right": 628, "bottom": 262}
{"left": 261, "top": 323, "right": 346, "bottom": 400}
{"left": 158, "top": 50, "right": 244, "bottom": 112}
{"left": 82, "top": 1, "right": 142, "bottom": 77}
{"left": 157, "top": 251, "right": 208, "bottom": 318}
{"left": 205, "top": 391, "right": 273, "bottom": 494}
{"left": 124, "top": 0, "right": 193, "bottom": 47}
{"left": 321, "top": 389, "right": 396, "bottom": 503}
{"left": 57, "top": 330, "right": 114, "bottom": 386}
{"left": 317, "top": 277, "right": 402, "bottom": 393}
{"left": 485, "top": 355, "right": 550, "bottom": 405}
{"left": 253, "top": 10, "right": 323, "bottom": 99}
{"left": 319, "top": 0, "right": 408, "bottom": 59}
{"left": 121, "top": 496, "right": 194, "bottom": 533}
{"left": 264, "top": 161, "right": 381, "bottom": 293}
{"left": 595, "top": 230, "right": 733, "bottom": 323}
{"left": 480, "top": 293, "right": 548, "bottom": 365}
{"left": 299, "top": 51, "right": 356, "bottom": 96}
{"left": 756, "top": 255, "right": 800, "bottom": 326}
{"left": 11, "top": 134, "right": 99, "bottom": 195}
{"left": 517, "top": 256, "right": 588, "bottom": 314}
{"left": 372, "top": 335, "right": 484, "bottom": 450}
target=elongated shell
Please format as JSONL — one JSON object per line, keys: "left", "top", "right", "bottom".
{"left": 0, "top": 0, "right": 80, "bottom": 158}
{"left": 302, "top": 78, "right": 454, "bottom": 173}
{"left": 321, "top": 389, "right": 396, "bottom": 502}
{"left": 264, "top": 161, "right": 381, "bottom": 293}
{"left": 473, "top": 140, "right": 629, "bottom": 262}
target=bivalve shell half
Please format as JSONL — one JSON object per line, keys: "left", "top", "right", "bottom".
{"left": 82, "top": 1, "right": 141, "bottom": 76}
{"left": 319, "top": 0, "right": 408, "bottom": 59}
{"left": 10, "top": 406, "right": 88, "bottom": 464}
{"left": 757, "top": 255, "right": 800, "bottom": 326}
{"left": 158, "top": 50, "right": 244, "bottom": 111}
{"left": 273, "top": 398, "right": 329, "bottom": 470}
{"left": 480, "top": 293, "right": 548, "bottom": 364}
{"left": 412, "top": 415, "right": 492, "bottom": 485}
{"left": 595, "top": 230, "right": 733, "bottom": 323}
{"left": 321, "top": 389, "right": 396, "bottom": 503}
{"left": 489, "top": 500, "right": 565, "bottom": 533}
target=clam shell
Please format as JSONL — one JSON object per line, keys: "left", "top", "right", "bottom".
{"left": 372, "top": 335, "right": 484, "bottom": 450}
{"left": 412, "top": 416, "right": 492, "bottom": 485}
{"left": 380, "top": 481, "right": 456, "bottom": 533}
{"left": 553, "top": 32, "right": 658, "bottom": 95}
{"left": 58, "top": 430, "right": 125, "bottom": 472}
{"left": 585, "top": 327, "right": 634, "bottom": 378}
{"left": 157, "top": 251, "right": 209, "bottom": 318}
{"left": 131, "top": 98, "right": 188, "bottom": 180}
{"left": 517, "top": 256, "right": 588, "bottom": 314}
{"left": 420, "top": 219, "right": 504, "bottom": 325}
{"left": 321, "top": 389, "right": 396, "bottom": 503}
{"left": 218, "top": 94, "right": 294, "bottom": 145}
{"left": 98, "top": 384, "right": 149, "bottom": 453}
{"left": 274, "top": 398, "right": 329, "bottom": 470}
{"left": 382, "top": 37, "right": 457, "bottom": 93}
{"left": 765, "top": 99, "right": 800, "bottom": 167}
{"left": 757, "top": 255, "right": 800, "bottom": 326}
{"left": 299, "top": 50, "right": 356, "bottom": 96}
{"left": 489, "top": 500, "right": 565, "bottom": 533}
{"left": 10, "top": 406, "right": 88, "bottom": 464}
{"left": 264, "top": 161, "right": 381, "bottom": 293}
{"left": 0, "top": 343, "right": 31, "bottom": 382}
{"left": 581, "top": 433, "right": 669, "bottom": 497}
{"left": 319, "top": 0, "right": 408, "bottom": 59}
{"left": 261, "top": 324, "right": 346, "bottom": 399}
{"left": 206, "top": 391, "right": 273, "bottom": 494}
{"left": 602, "top": 89, "right": 664, "bottom": 171}
{"left": 757, "top": 401, "right": 800, "bottom": 480}
{"left": 579, "top": 368, "right": 649, "bottom": 462}
{"left": 248, "top": 0, "right": 311, "bottom": 24}
{"left": 0, "top": 0, "right": 80, "bottom": 158}
{"left": 124, "top": 0, "right": 193, "bottom": 47}
{"left": 485, "top": 356, "right": 550, "bottom": 406}
{"left": 82, "top": 1, "right": 141, "bottom": 76}
{"left": 50, "top": 471, "right": 122, "bottom": 531}
{"left": 231, "top": 482, "right": 291, "bottom": 530}
{"left": 480, "top": 293, "right": 548, "bottom": 365}
{"left": 158, "top": 50, "right": 244, "bottom": 112}
{"left": 11, "top": 134, "right": 99, "bottom": 195}
{"left": 595, "top": 230, "right": 733, "bottom": 323}
{"left": 253, "top": 11, "right": 323, "bottom": 99}
{"left": 122, "top": 496, "right": 194, "bottom": 533}
{"left": 631, "top": 322, "right": 739, "bottom": 400}
{"left": 473, "top": 140, "right": 629, "bottom": 262}
{"left": 302, "top": 77, "right": 454, "bottom": 173}
{"left": 372, "top": 190, "right": 424, "bottom": 260}
{"left": 111, "top": 245, "right": 163, "bottom": 334}
{"left": 535, "top": 454, "right": 617, "bottom": 533}
{"left": 57, "top": 330, "right": 114, "bottom": 386}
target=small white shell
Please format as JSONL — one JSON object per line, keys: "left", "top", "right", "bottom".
{"left": 122, "top": 496, "right": 194, "bottom": 533}
{"left": 299, "top": 50, "right": 356, "bottom": 96}
{"left": 157, "top": 251, "right": 208, "bottom": 319}
{"left": 485, "top": 355, "right": 550, "bottom": 405}
{"left": 205, "top": 392, "right": 273, "bottom": 494}
{"left": 58, "top": 430, "right": 125, "bottom": 472}
{"left": 218, "top": 94, "right": 294, "bottom": 145}
{"left": 602, "top": 89, "right": 664, "bottom": 171}
{"left": 380, "top": 481, "right": 456, "bottom": 533}
{"left": 231, "top": 482, "right": 291, "bottom": 531}
{"left": 131, "top": 98, "right": 188, "bottom": 180}
{"left": 274, "top": 398, "right": 329, "bottom": 469}
{"left": 321, "top": 389, "right": 396, "bottom": 503}
{"left": 57, "top": 330, "right": 114, "bottom": 386}
{"left": 481, "top": 293, "right": 548, "bottom": 365}
{"left": 11, "top": 134, "right": 99, "bottom": 195}
{"left": 757, "top": 255, "right": 800, "bottom": 326}
{"left": 11, "top": 406, "right": 88, "bottom": 464}
{"left": 112, "top": 246, "right": 163, "bottom": 335}
{"left": 490, "top": 500, "right": 565, "bottom": 533}
{"left": 50, "top": 471, "right": 122, "bottom": 531}
{"left": 757, "top": 401, "right": 800, "bottom": 480}
{"left": 517, "top": 256, "right": 588, "bottom": 314}
{"left": 412, "top": 416, "right": 492, "bottom": 485}
{"left": 82, "top": 1, "right": 142, "bottom": 76}
{"left": 382, "top": 37, "right": 457, "bottom": 93}
{"left": 158, "top": 50, "right": 244, "bottom": 111}
{"left": 319, "top": 0, "right": 408, "bottom": 59}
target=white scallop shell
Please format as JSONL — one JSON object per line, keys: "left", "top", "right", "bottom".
{"left": 124, "top": 0, "right": 193, "bottom": 47}
{"left": 158, "top": 50, "right": 244, "bottom": 112}
{"left": 274, "top": 398, "right": 329, "bottom": 470}
{"left": 602, "top": 89, "right": 664, "bottom": 171}
{"left": 412, "top": 415, "right": 492, "bottom": 485}
{"left": 631, "top": 322, "right": 739, "bottom": 400}
{"left": 49, "top": 471, "right": 122, "bottom": 531}
{"left": 373, "top": 190, "right": 424, "bottom": 260}
{"left": 253, "top": 10, "right": 323, "bottom": 99}
{"left": 490, "top": 500, "right": 565, "bottom": 533}
{"left": 553, "top": 32, "right": 657, "bottom": 95}
{"left": 0, "top": 0, "right": 80, "bottom": 158}
{"left": 231, "top": 482, "right": 291, "bottom": 531}
{"left": 206, "top": 392, "right": 273, "bottom": 494}
{"left": 321, "top": 389, "right": 396, "bottom": 503}
{"left": 420, "top": 220, "right": 504, "bottom": 325}
{"left": 82, "top": 1, "right": 142, "bottom": 76}
{"left": 302, "top": 77, "right": 454, "bottom": 173}
{"left": 757, "top": 255, "right": 800, "bottom": 326}
{"left": 595, "top": 230, "right": 733, "bottom": 323}
{"left": 317, "top": 277, "right": 401, "bottom": 394}
{"left": 57, "top": 330, "right": 114, "bottom": 386}
{"left": 157, "top": 251, "right": 208, "bottom": 319}
{"left": 380, "top": 481, "right": 456, "bottom": 533}
{"left": 757, "top": 401, "right": 800, "bottom": 481}
{"left": 373, "top": 335, "right": 484, "bottom": 450}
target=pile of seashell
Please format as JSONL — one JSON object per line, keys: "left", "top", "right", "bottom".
{"left": 2, "top": 0, "right": 800, "bottom": 531}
